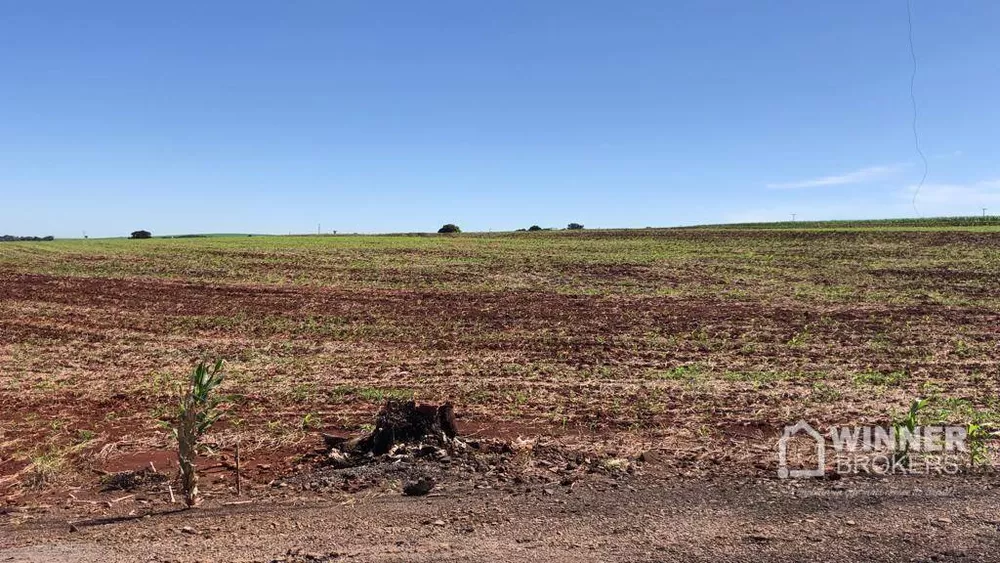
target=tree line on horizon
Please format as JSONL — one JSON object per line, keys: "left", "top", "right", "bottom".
{"left": 439, "top": 223, "right": 584, "bottom": 234}
{"left": 121, "top": 224, "right": 588, "bottom": 238}
{"left": 1, "top": 235, "right": 54, "bottom": 242}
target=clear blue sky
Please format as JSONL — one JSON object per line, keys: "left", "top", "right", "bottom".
{"left": 2, "top": 1, "right": 998, "bottom": 237}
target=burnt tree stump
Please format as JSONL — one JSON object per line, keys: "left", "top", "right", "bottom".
{"left": 346, "top": 400, "right": 459, "bottom": 455}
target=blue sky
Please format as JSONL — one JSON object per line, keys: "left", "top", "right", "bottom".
{"left": 2, "top": 1, "right": 998, "bottom": 237}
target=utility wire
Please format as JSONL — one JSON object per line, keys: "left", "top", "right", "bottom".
{"left": 906, "top": 0, "right": 928, "bottom": 216}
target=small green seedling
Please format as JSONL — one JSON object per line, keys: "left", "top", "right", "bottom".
{"left": 892, "top": 398, "right": 927, "bottom": 468}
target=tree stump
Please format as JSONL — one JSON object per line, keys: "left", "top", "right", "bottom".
{"left": 345, "top": 400, "right": 458, "bottom": 455}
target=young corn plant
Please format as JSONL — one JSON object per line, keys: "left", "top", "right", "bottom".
{"left": 892, "top": 398, "right": 927, "bottom": 468}
{"left": 173, "top": 359, "right": 225, "bottom": 508}
{"left": 967, "top": 423, "right": 994, "bottom": 468}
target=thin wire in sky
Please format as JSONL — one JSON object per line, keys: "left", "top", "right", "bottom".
{"left": 906, "top": 0, "right": 928, "bottom": 216}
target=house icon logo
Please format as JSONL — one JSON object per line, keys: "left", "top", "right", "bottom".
{"left": 777, "top": 420, "right": 825, "bottom": 479}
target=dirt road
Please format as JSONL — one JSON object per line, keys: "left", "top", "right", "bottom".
{"left": 3, "top": 472, "right": 999, "bottom": 562}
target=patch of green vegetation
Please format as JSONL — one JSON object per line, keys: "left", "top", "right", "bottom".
{"left": 924, "top": 397, "right": 1000, "bottom": 425}
{"left": 786, "top": 327, "right": 811, "bottom": 347}
{"left": 328, "top": 385, "right": 414, "bottom": 403}
{"left": 723, "top": 371, "right": 804, "bottom": 384}
{"left": 952, "top": 339, "right": 975, "bottom": 358}
{"left": 300, "top": 412, "right": 323, "bottom": 430}
{"left": 653, "top": 364, "right": 705, "bottom": 381}
{"left": 76, "top": 429, "right": 96, "bottom": 443}
{"left": 852, "top": 370, "right": 908, "bottom": 387}
{"left": 811, "top": 382, "right": 841, "bottom": 402}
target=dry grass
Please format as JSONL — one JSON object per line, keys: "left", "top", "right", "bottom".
{"left": 16, "top": 451, "right": 69, "bottom": 490}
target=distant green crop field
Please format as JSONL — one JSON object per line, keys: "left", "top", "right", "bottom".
{"left": 685, "top": 215, "right": 1000, "bottom": 230}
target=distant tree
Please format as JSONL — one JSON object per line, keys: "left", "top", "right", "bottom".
{"left": 567, "top": 223, "right": 584, "bottom": 230}
{"left": 437, "top": 224, "right": 461, "bottom": 234}
{"left": 528, "top": 225, "right": 543, "bottom": 231}
{"left": 130, "top": 230, "right": 152, "bottom": 239}
{"left": 0, "top": 235, "right": 55, "bottom": 242}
